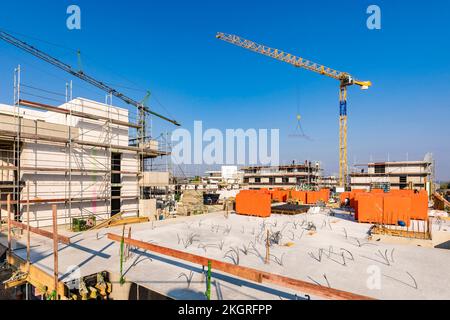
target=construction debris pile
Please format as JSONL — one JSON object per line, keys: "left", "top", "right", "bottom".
{"left": 176, "top": 190, "right": 224, "bottom": 216}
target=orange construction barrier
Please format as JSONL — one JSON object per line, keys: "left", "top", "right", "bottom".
{"left": 410, "top": 190, "right": 428, "bottom": 220}
{"left": 353, "top": 192, "right": 366, "bottom": 220}
{"left": 346, "top": 188, "right": 427, "bottom": 226}
{"left": 356, "top": 193, "right": 384, "bottom": 223}
{"left": 319, "top": 189, "right": 330, "bottom": 202}
{"left": 290, "top": 190, "right": 307, "bottom": 204}
{"left": 389, "top": 189, "right": 414, "bottom": 196}
{"left": 340, "top": 192, "right": 351, "bottom": 205}
{"left": 236, "top": 190, "right": 271, "bottom": 217}
{"left": 382, "top": 195, "right": 411, "bottom": 227}
{"left": 350, "top": 189, "right": 366, "bottom": 208}
{"left": 272, "top": 190, "right": 289, "bottom": 202}
{"left": 306, "top": 191, "right": 319, "bottom": 204}
{"left": 306, "top": 190, "right": 326, "bottom": 204}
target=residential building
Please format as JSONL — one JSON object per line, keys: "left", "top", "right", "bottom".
{"left": 350, "top": 157, "right": 434, "bottom": 191}
{"left": 242, "top": 161, "right": 321, "bottom": 189}
{"left": 318, "top": 175, "right": 338, "bottom": 189}
{"left": 0, "top": 98, "right": 167, "bottom": 227}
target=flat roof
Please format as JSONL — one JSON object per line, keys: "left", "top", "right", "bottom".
{"left": 354, "top": 161, "right": 431, "bottom": 167}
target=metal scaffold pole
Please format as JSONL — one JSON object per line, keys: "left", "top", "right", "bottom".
{"left": 14, "top": 65, "right": 22, "bottom": 223}
{"left": 65, "top": 81, "right": 74, "bottom": 228}
{"left": 139, "top": 104, "right": 146, "bottom": 217}
{"left": 107, "top": 93, "right": 112, "bottom": 218}
{"left": 69, "top": 81, "right": 73, "bottom": 228}
{"left": 65, "top": 83, "right": 68, "bottom": 225}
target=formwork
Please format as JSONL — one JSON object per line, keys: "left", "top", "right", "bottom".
{"left": 350, "top": 189, "right": 431, "bottom": 239}
{"left": 290, "top": 190, "right": 307, "bottom": 204}
{"left": 271, "top": 189, "right": 288, "bottom": 202}
{"left": 235, "top": 190, "right": 271, "bottom": 217}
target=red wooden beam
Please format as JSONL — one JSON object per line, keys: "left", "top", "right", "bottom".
{"left": 107, "top": 233, "right": 374, "bottom": 300}
{"left": 8, "top": 219, "right": 70, "bottom": 245}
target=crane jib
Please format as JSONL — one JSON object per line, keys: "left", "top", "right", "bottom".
{"left": 0, "top": 30, "right": 180, "bottom": 127}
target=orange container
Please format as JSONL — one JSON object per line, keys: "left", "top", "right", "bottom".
{"left": 235, "top": 191, "right": 271, "bottom": 217}
{"left": 371, "top": 189, "right": 385, "bottom": 194}
{"left": 350, "top": 189, "right": 366, "bottom": 208}
{"left": 306, "top": 191, "right": 319, "bottom": 204}
{"left": 356, "top": 194, "right": 384, "bottom": 223}
{"left": 383, "top": 195, "right": 411, "bottom": 226}
{"left": 354, "top": 192, "right": 366, "bottom": 220}
{"left": 340, "top": 192, "right": 351, "bottom": 205}
{"left": 272, "top": 190, "right": 288, "bottom": 202}
{"left": 290, "top": 190, "right": 307, "bottom": 204}
{"left": 390, "top": 189, "right": 414, "bottom": 196}
{"left": 410, "top": 190, "right": 428, "bottom": 220}
{"left": 352, "top": 189, "right": 426, "bottom": 226}
{"left": 319, "top": 189, "right": 330, "bottom": 202}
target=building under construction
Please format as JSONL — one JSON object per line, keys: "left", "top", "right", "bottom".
{"left": 242, "top": 162, "right": 322, "bottom": 189}
{"left": 0, "top": 73, "right": 170, "bottom": 228}
{"left": 350, "top": 157, "right": 434, "bottom": 192}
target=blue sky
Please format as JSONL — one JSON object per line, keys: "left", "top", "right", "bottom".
{"left": 0, "top": 0, "right": 449, "bottom": 179}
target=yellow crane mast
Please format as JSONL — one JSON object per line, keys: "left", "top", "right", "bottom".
{"left": 216, "top": 32, "right": 371, "bottom": 188}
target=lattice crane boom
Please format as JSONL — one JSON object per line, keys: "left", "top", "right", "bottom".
{"left": 216, "top": 32, "right": 371, "bottom": 89}
{"left": 216, "top": 32, "right": 371, "bottom": 187}
{"left": 0, "top": 29, "right": 181, "bottom": 128}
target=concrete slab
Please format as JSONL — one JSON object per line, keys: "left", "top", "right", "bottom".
{"left": 1, "top": 209, "right": 450, "bottom": 300}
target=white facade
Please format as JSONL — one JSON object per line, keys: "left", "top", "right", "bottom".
{"left": 221, "top": 166, "right": 238, "bottom": 180}
{"left": 203, "top": 166, "right": 244, "bottom": 186}
{"left": 0, "top": 98, "right": 140, "bottom": 227}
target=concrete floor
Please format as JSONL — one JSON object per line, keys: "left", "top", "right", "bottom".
{"left": 1, "top": 208, "right": 450, "bottom": 300}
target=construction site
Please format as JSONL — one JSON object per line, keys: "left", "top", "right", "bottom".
{"left": 0, "top": 24, "right": 449, "bottom": 302}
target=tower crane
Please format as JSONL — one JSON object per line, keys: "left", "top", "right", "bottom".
{"left": 0, "top": 29, "right": 181, "bottom": 142}
{"left": 216, "top": 32, "right": 371, "bottom": 188}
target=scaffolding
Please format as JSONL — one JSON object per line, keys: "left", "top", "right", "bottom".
{"left": 350, "top": 158, "right": 433, "bottom": 191}
{"left": 0, "top": 66, "right": 170, "bottom": 229}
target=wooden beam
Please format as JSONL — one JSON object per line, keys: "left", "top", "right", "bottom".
{"left": 107, "top": 233, "right": 374, "bottom": 300}
{"left": 7, "top": 253, "right": 67, "bottom": 297}
{"left": 7, "top": 219, "right": 70, "bottom": 245}
{"left": 52, "top": 205, "right": 59, "bottom": 298}
{"left": 7, "top": 194, "right": 11, "bottom": 254}
{"left": 4, "top": 278, "right": 28, "bottom": 289}
{"left": 90, "top": 212, "right": 124, "bottom": 230}
{"left": 26, "top": 183, "right": 31, "bottom": 270}
{"left": 108, "top": 217, "right": 149, "bottom": 228}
